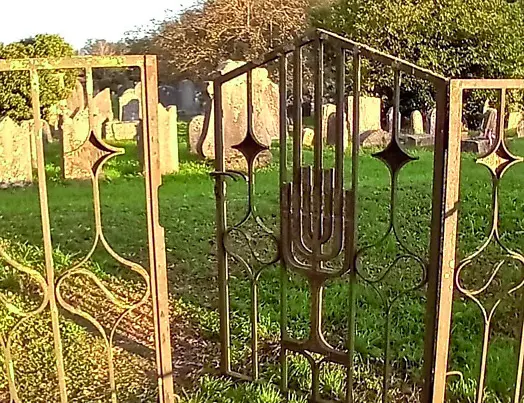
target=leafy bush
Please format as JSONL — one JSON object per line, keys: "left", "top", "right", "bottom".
{"left": 312, "top": 0, "right": 524, "bottom": 126}
{"left": 0, "top": 34, "right": 76, "bottom": 121}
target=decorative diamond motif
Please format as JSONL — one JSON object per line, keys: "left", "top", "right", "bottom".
{"left": 232, "top": 129, "right": 270, "bottom": 168}
{"left": 373, "top": 138, "right": 417, "bottom": 176}
{"left": 477, "top": 139, "right": 522, "bottom": 180}
{"left": 71, "top": 131, "right": 122, "bottom": 177}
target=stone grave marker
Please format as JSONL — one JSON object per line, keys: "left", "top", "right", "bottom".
{"left": 159, "top": 85, "right": 178, "bottom": 107}
{"left": 387, "top": 107, "right": 401, "bottom": 134}
{"left": 428, "top": 108, "right": 437, "bottom": 136}
{"left": 303, "top": 128, "right": 315, "bottom": 147}
{"left": 198, "top": 60, "right": 278, "bottom": 168}
{"left": 61, "top": 109, "right": 103, "bottom": 179}
{"left": 157, "top": 105, "right": 179, "bottom": 174}
{"left": 0, "top": 117, "right": 33, "bottom": 187}
{"left": 348, "top": 96, "right": 382, "bottom": 134}
{"left": 189, "top": 115, "right": 206, "bottom": 155}
{"left": 410, "top": 110, "right": 424, "bottom": 135}
{"left": 119, "top": 89, "right": 141, "bottom": 121}
{"left": 508, "top": 112, "right": 523, "bottom": 132}
{"left": 66, "top": 80, "right": 86, "bottom": 115}
{"left": 104, "top": 121, "right": 141, "bottom": 141}
{"left": 481, "top": 108, "right": 497, "bottom": 144}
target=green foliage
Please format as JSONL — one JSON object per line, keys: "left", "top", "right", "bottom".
{"left": 312, "top": 0, "right": 524, "bottom": 125}
{"left": 0, "top": 34, "right": 76, "bottom": 121}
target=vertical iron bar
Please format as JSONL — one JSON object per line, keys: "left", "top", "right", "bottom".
{"left": 246, "top": 69, "right": 259, "bottom": 380}
{"left": 313, "top": 37, "right": 324, "bottom": 270}
{"left": 393, "top": 69, "right": 401, "bottom": 141}
{"left": 498, "top": 88, "right": 506, "bottom": 142}
{"left": 335, "top": 47, "right": 345, "bottom": 193}
{"left": 279, "top": 54, "right": 289, "bottom": 396}
{"left": 214, "top": 77, "right": 231, "bottom": 374}
{"left": 30, "top": 67, "right": 68, "bottom": 403}
{"left": 86, "top": 67, "right": 118, "bottom": 403}
{"left": 422, "top": 79, "right": 460, "bottom": 403}
{"left": 292, "top": 46, "right": 303, "bottom": 184}
{"left": 142, "top": 56, "right": 176, "bottom": 403}
{"left": 346, "top": 46, "right": 361, "bottom": 403}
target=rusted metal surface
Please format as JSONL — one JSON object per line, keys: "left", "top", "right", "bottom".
{"left": 0, "top": 56, "right": 175, "bottom": 402}
{"left": 211, "top": 29, "right": 452, "bottom": 402}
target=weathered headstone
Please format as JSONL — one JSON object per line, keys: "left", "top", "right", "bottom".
{"left": 177, "top": 80, "right": 198, "bottom": 116}
{"left": 360, "top": 129, "right": 391, "bottom": 148}
{"left": 159, "top": 85, "right": 178, "bottom": 107}
{"left": 66, "top": 80, "right": 86, "bottom": 115}
{"left": 198, "top": 60, "right": 279, "bottom": 168}
{"left": 104, "top": 121, "right": 141, "bottom": 141}
{"left": 303, "top": 128, "right": 315, "bottom": 147}
{"left": 0, "top": 117, "right": 33, "bottom": 187}
{"left": 188, "top": 115, "right": 205, "bottom": 155}
{"left": 410, "top": 110, "right": 424, "bottom": 135}
{"left": 61, "top": 109, "right": 91, "bottom": 179}
{"left": 481, "top": 108, "right": 497, "bottom": 144}
{"left": 508, "top": 112, "right": 523, "bottom": 131}
{"left": 348, "top": 96, "right": 382, "bottom": 134}
{"left": 94, "top": 88, "right": 114, "bottom": 122}
{"left": 518, "top": 120, "right": 524, "bottom": 138}
{"left": 119, "top": 89, "right": 141, "bottom": 121}
{"left": 157, "top": 105, "right": 179, "bottom": 174}
{"left": 322, "top": 104, "right": 338, "bottom": 142}
{"left": 428, "top": 108, "right": 437, "bottom": 136}
{"left": 387, "top": 107, "right": 401, "bottom": 134}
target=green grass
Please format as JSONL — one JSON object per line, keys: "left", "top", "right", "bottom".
{"left": 0, "top": 122, "right": 524, "bottom": 402}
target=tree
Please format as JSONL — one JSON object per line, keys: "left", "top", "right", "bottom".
{"left": 0, "top": 35, "right": 76, "bottom": 121}
{"left": 312, "top": 0, "right": 524, "bottom": 126}
{"left": 80, "top": 39, "right": 127, "bottom": 56}
{"left": 149, "top": 0, "right": 328, "bottom": 82}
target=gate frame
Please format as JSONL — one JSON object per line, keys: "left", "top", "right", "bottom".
{"left": 0, "top": 55, "right": 175, "bottom": 403}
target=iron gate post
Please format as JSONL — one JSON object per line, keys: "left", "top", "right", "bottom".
{"left": 423, "top": 79, "right": 462, "bottom": 403}
{"left": 142, "top": 55, "right": 176, "bottom": 403}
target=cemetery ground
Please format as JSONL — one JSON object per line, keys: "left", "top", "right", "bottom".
{"left": 0, "top": 121, "right": 523, "bottom": 402}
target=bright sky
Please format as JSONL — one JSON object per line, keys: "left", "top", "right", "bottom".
{"left": 0, "top": 0, "right": 197, "bottom": 50}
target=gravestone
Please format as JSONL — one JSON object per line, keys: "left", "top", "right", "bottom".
{"left": 198, "top": 60, "right": 279, "bottom": 168}
{"left": 157, "top": 105, "right": 179, "bottom": 174}
{"left": 428, "top": 108, "right": 437, "bottom": 136}
{"left": 119, "top": 89, "right": 141, "bottom": 121}
{"left": 410, "top": 110, "right": 424, "bottom": 135}
{"left": 66, "top": 80, "right": 86, "bottom": 115}
{"left": 518, "top": 120, "right": 524, "bottom": 138}
{"left": 387, "top": 107, "right": 401, "bottom": 134}
{"left": 508, "top": 112, "right": 523, "bottom": 131}
{"left": 0, "top": 117, "right": 33, "bottom": 187}
{"left": 348, "top": 96, "right": 382, "bottom": 134}
{"left": 104, "top": 121, "right": 141, "bottom": 141}
{"left": 94, "top": 88, "right": 114, "bottom": 122}
{"left": 188, "top": 115, "right": 205, "bottom": 154}
{"left": 360, "top": 129, "right": 391, "bottom": 148}
{"left": 159, "top": 85, "right": 178, "bottom": 107}
{"left": 303, "top": 128, "right": 315, "bottom": 147}
{"left": 177, "top": 80, "right": 198, "bottom": 116}
{"left": 61, "top": 109, "right": 91, "bottom": 179}
{"left": 322, "top": 104, "right": 338, "bottom": 142}
{"left": 481, "top": 108, "right": 497, "bottom": 144}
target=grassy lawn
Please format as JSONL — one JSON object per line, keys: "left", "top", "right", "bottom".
{"left": 0, "top": 120, "right": 523, "bottom": 402}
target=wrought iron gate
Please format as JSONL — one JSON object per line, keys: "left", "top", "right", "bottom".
{"left": 212, "top": 29, "right": 524, "bottom": 402}
{"left": 0, "top": 56, "right": 174, "bottom": 402}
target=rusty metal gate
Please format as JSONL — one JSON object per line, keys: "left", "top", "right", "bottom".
{"left": 0, "top": 56, "right": 174, "bottom": 402}
{"left": 212, "top": 29, "right": 524, "bottom": 402}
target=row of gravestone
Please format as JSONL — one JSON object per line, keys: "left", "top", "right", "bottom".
{"left": 0, "top": 103, "right": 178, "bottom": 186}
{"left": 185, "top": 61, "right": 442, "bottom": 166}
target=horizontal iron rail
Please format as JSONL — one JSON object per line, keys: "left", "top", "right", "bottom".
{"left": 452, "top": 79, "right": 524, "bottom": 89}
{"left": 213, "top": 28, "right": 448, "bottom": 85}
{"left": 0, "top": 55, "right": 149, "bottom": 71}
